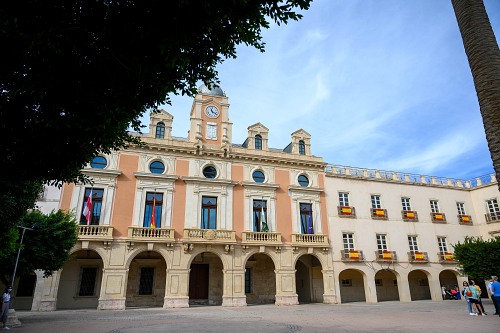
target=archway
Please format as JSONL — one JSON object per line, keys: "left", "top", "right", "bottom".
{"left": 57, "top": 249, "right": 104, "bottom": 309}
{"left": 439, "top": 270, "right": 459, "bottom": 299}
{"left": 245, "top": 253, "right": 276, "bottom": 304}
{"left": 375, "top": 269, "right": 399, "bottom": 302}
{"left": 408, "top": 270, "right": 431, "bottom": 301}
{"left": 189, "top": 252, "right": 223, "bottom": 305}
{"left": 339, "top": 269, "right": 366, "bottom": 303}
{"left": 295, "top": 254, "right": 323, "bottom": 303}
{"left": 126, "top": 251, "right": 166, "bottom": 308}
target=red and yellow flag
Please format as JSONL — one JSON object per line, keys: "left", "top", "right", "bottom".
{"left": 415, "top": 252, "right": 425, "bottom": 260}
{"left": 382, "top": 251, "right": 392, "bottom": 259}
{"left": 349, "top": 250, "right": 359, "bottom": 259}
{"left": 375, "top": 209, "right": 385, "bottom": 217}
{"left": 150, "top": 196, "right": 157, "bottom": 228}
{"left": 341, "top": 206, "right": 352, "bottom": 215}
{"left": 406, "top": 211, "right": 415, "bottom": 219}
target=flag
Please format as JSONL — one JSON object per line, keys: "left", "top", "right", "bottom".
{"left": 406, "top": 211, "right": 415, "bottom": 218}
{"left": 307, "top": 215, "right": 314, "bottom": 234}
{"left": 375, "top": 209, "right": 385, "bottom": 217}
{"left": 150, "top": 195, "right": 157, "bottom": 228}
{"left": 261, "top": 204, "right": 269, "bottom": 232}
{"left": 83, "top": 190, "right": 93, "bottom": 225}
{"left": 434, "top": 213, "right": 443, "bottom": 220}
{"left": 341, "top": 206, "right": 352, "bottom": 215}
{"left": 415, "top": 252, "right": 425, "bottom": 260}
{"left": 382, "top": 251, "right": 392, "bottom": 259}
{"left": 349, "top": 250, "right": 359, "bottom": 259}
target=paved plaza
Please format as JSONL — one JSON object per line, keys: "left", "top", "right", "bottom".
{"left": 11, "top": 300, "right": 499, "bottom": 333}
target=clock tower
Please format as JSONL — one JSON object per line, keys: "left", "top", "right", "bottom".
{"left": 188, "top": 84, "right": 232, "bottom": 152}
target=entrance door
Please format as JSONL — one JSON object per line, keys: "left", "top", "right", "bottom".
{"left": 189, "top": 264, "right": 209, "bottom": 300}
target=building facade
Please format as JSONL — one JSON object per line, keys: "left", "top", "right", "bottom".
{"left": 22, "top": 86, "right": 499, "bottom": 310}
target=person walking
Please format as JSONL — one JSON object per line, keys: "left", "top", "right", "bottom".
{"left": 470, "top": 280, "right": 487, "bottom": 315}
{"left": 491, "top": 276, "right": 500, "bottom": 317}
{"left": 462, "top": 281, "right": 474, "bottom": 315}
{"left": 464, "top": 281, "right": 483, "bottom": 316}
{"left": 1, "top": 286, "right": 11, "bottom": 330}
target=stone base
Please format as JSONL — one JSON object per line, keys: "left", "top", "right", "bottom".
{"left": 7, "top": 309, "right": 22, "bottom": 327}
{"left": 275, "top": 295, "right": 299, "bottom": 305}
{"left": 98, "top": 298, "right": 126, "bottom": 310}
{"left": 35, "top": 300, "right": 57, "bottom": 312}
{"left": 163, "top": 296, "right": 189, "bottom": 308}
{"left": 222, "top": 296, "right": 247, "bottom": 307}
{"left": 322, "top": 294, "right": 338, "bottom": 304}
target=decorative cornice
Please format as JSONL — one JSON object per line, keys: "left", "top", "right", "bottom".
{"left": 241, "top": 181, "right": 280, "bottom": 190}
{"left": 82, "top": 169, "right": 122, "bottom": 178}
{"left": 288, "top": 185, "right": 324, "bottom": 193}
{"left": 182, "top": 176, "right": 238, "bottom": 187}
{"left": 133, "top": 172, "right": 178, "bottom": 182}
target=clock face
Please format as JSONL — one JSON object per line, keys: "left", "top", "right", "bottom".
{"left": 205, "top": 106, "right": 219, "bottom": 118}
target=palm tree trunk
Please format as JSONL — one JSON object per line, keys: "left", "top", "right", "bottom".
{"left": 452, "top": 0, "right": 500, "bottom": 190}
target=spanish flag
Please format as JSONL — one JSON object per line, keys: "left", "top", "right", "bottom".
{"left": 461, "top": 215, "right": 470, "bottom": 222}
{"left": 150, "top": 196, "right": 157, "bottom": 229}
{"left": 434, "top": 213, "right": 443, "bottom": 220}
{"left": 375, "top": 209, "right": 385, "bottom": 217}
{"left": 341, "top": 206, "right": 352, "bottom": 215}
{"left": 349, "top": 250, "right": 359, "bottom": 259}
{"left": 415, "top": 252, "right": 425, "bottom": 260}
{"left": 406, "top": 211, "right": 415, "bottom": 219}
{"left": 382, "top": 251, "right": 392, "bottom": 259}
{"left": 445, "top": 253, "right": 454, "bottom": 261}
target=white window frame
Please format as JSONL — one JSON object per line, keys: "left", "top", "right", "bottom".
{"left": 339, "top": 192, "right": 350, "bottom": 207}
{"left": 456, "top": 202, "right": 466, "bottom": 215}
{"left": 371, "top": 195, "right": 381, "bottom": 209}
{"left": 408, "top": 235, "right": 419, "bottom": 253}
{"left": 401, "top": 197, "right": 411, "bottom": 211}
{"left": 342, "top": 233, "right": 355, "bottom": 251}
{"left": 437, "top": 236, "right": 448, "bottom": 253}
{"left": 430, "top": 200, "right": 440, "bottom": 213}
{"left": 487, "top": 198, "right": 500, "bottom": 214}
{"left": 376, "top": 234, "right": 387, "bottom": 251}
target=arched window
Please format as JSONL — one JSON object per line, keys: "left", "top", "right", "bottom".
{"left": 149, "top": 161, "right": 165, "bottom": 174}
{"left": 202, "top": 165, "right": 217, "bottom": 179}
{"left": 90, "top": 156, "right": 107, "bottom": 169}
{"left": 255, "top": 134, "right": 262, "bottom": 150}
{"left": 298, "top": 140, "right": 306, "bottom": 155}
{"left": 155, "top": 122, "right": 165, "bottom": 139}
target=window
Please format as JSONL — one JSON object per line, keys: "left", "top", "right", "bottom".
{"left": 245, "top": 268, "right": 252, "bottom": 293}
{"left": 139, "top": 267, "right": 154, "bottom": 295}
{"left": 339, "top": 192, "right": 349, "bottom": 207}
{"left": 401, "top": 197, "right": 411, "bottom": 211}
{"left": 341, "top": 279, "right": 352, "bottom": 287}
{"left": 79, "top": 267, "right": 98, "bottom": 296}
{"left": 255, "top": 135, "right": 262, "bottom": 150}
{"left": 371, "top": 195, "right": 381, "bottom": 209}
{"left": 253, "top": 200, "right": 268, "bottom": 232}
{"left": 155, "top": 122, "right": 165, "bottom": 139}
{"left": 298, "top": 175, "right": 309, "bottom": 187}
{"left": 143, "top": 192, "right": 163, "bottom": 228}
{"left": 342, "top": 233, "right": 355, "bottom": 251}
{"left": 376, "top": 234, "right": 387, "bottom": 252}
{"left": 202, "top": 165, "right": 217, "bottom": 179}
{"left": 299, "top": 203, "right": 314, "bottom": 234}
{"left": 90, "top": 156, "right": 107, "bottom": 169}
{"left": 149, "top": 161, "right": 165, "bottom": 174}
{"left": 430, "top": 200, "right": 440, "bottom": 213}
{"left": 206, "top": 123, "right": 217, "bottom": 140}
{"left": 298, "top": 140, "right": 306, "bottom": 155}
{"left": 456, "top": 202, "right": 466, "bottom": 215}
{"left": 408, "top": 236, "right": 419, "bottom": 253}
{"left": 252, "top": 170, "right": 265, "bottom": 183}
{"left": 487, "top": 199, "right": 500, "bottom": 214}
{"left": 437, "top": 237, "right": 448, "bottom": 253}
{"left": 201, "top": 196, "right": 217, "bottom": 229}
{"left": 80, "top": 188, "right": 104, "bottom": 225}
{"left": 15, "top": 274, "right": 36, "bottom": 297}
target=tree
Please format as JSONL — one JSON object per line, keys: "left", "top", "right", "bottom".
{"left": 0, "top": 0, "right": 311, "bottom": 186}
{"left": 0, "top": 210, "right": 79, "bottom": 286}
{"left": 453, "top": 236, "right": 500, "bottom": 280}
{"left": 452, "top": 0, "right": 500, "bottom": 190}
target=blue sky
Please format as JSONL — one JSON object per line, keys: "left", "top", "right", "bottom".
{"left": 145, "top": 0, "right": 500, "bottom": 180}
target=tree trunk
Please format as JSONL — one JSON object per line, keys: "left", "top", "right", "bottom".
{"left": 452, "top": 0, "right": 500, "bottom": 190}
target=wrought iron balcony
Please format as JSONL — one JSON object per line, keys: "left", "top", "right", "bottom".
{"left": 438, "top": 252, "right": 456, "bottom": 263}
{"left": 431, "top": 212, "right": 447, "bottom": 223}
{"left": 242, "top": 231, "right": 282, "bottom": 245}
{"left": 402, "top": 210, "right": 418, "bottom": 222}
{"left": 486, "top": 212, "right": 500, "bottom": 224}
{"left": 341, "top": 250, "right": 364, "bottom": 261}
{"left": 78, "top": 225, "right": 113, "bottom": 240}
{"left": 375, "top": 250, "right": 397, "bottom": 261}
{"left": 338, "top": 206, "right": 356, "bottom": 218}
{"left": 128, "top": 226, "right": 175, "bottom": 242}
{"left": 371, "top": 208, "right": 388, "bottom": 220}
{"left": 458, "top": 215, "right": 473, "bottom": 225}
{"left": 408, "top": 251, "right": 428, "bottom": 263}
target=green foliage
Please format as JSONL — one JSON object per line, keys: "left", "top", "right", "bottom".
{"left": 0, "top": 0, "right": 311, "bottom": 186}
{"left": 0, "top": 210, "right": 79, "bottom": 284}
{"left": 453, "top": 236, "right": 500, "bottom": 280}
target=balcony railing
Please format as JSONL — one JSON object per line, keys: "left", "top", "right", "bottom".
{"left": 486, "top": 212, "right": 500, "bottom": 223}
{"left": 458, "top": 215, "right": 473, "bottom": 225}
{"left": 375, "top": 250, "right": 397, "bottom": 261}
{"left": 128, "top": 227, "right": 175, "bottom": 241}
{"left": 438, "top": 252, "right": 456, "bottom": 263}
{"left": 338, "top": 206, "right": 356, "bottom": 218}
{"left": 291, "top": 234, "right": 329, "bottom": 246}
{"left": 242, "top": 231, "right": 282, "bottom": 244}
{"left": 431, "top": 212, "right": 447, "bottom": 223}
{"left": 402, "top": 210, "right": 418, "bottom": 222}
{"left": 78, "top": 225, "right": 113, "bottom": 240}
{"left": 183, "top": 228, "right": 236, "bottom": 242}
{"left": 408, "top": 251, "right": 428, "bottom": 263}
{"left": 341, "top": 250, "right": 364, "bottom": 261}
{"left": 371, "top": 208, "right": 388, "bottom": 220}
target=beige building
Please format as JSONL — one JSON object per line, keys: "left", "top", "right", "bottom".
{"left": 20, "top": 86, "right": 499, "bottom": 311}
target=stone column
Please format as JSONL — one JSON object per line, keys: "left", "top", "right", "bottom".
{"left": 275, "top": 269, "right": 299, "bottom": 305}
{"left": 398, "top": 275, "right": 412, "bottom": 302}
{"left": 364, "top": 273, "right": 378, "bottom": 303}
{"left": 97, "top": 268, "right": 128, "bottom": 310}
{"left": 222, "top": 269, "right": 247, "bottom": 306}
{"left": 31, "top": 270, "right": 61, "bottom": 311}
{"left": 321, "top": 269, "right": 337, "bottom": 304}
{"left": 429, "top": 274, "right": 444, "bottom": 301}
{"left": 163, "top": 268, "right": 190, "bottom": 308}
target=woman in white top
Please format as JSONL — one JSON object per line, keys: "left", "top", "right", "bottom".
{"left": 1, "top": 286, "right": 11, "bottom": 330}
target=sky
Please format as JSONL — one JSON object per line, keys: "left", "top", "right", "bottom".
{"left": 142, "top": 0, "right": 500, "bottom": 181}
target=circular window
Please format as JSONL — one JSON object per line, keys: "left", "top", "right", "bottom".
{"left": 252, "top": 170, "right": 265, "bottom": 183}
{"left": 149, "top": 161, "right": 165, "bottom": 174}
{"left": 298, "top": 175, "right": 309, "bottom": 187}
{"left": 90, "top": 156, "right": 107, "bottom": 169}
{"left": 202, "top": 165, "right": 217, "bottom": 179}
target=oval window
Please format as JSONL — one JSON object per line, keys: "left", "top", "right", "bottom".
{"left": 90, "top": 156, "right": 107, "bottom": 169}
{"left": 298, "top": 175, "right": 309, "bottom": 187}
{"left": 149, "top": 161, "right": 165, "bottom": 174}
{"left": 252, "top": 170, "right": 265, "bottom": 183}
{"left": 202, "top": 165, "right": 217, "bottom": 179}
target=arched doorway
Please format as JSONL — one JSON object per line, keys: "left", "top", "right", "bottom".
{"left": 295, "top": 254, "right": 323, "bottom": 303}
{"left": 339, "top": 269, "right": 366, "bottom": 303}
{"left": 126, "top": 251, "right": 166, "bottom": 308}
{"left": 439, "top": 270, "right": 459, "bottom": 299}
{"left": 245, "top": 253, "right": 276, "bottom": 304}
{"left": 189, "top": 252, "right": 223, "bottom": 305}
{"left": 408, "top": 270, "right": 431, "bottom": 301}
{"left": 375, "top": 269, "right": 399, "bottom": 302}
{"left": 57, "top": 250, "right": 104, "bottom": 309}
